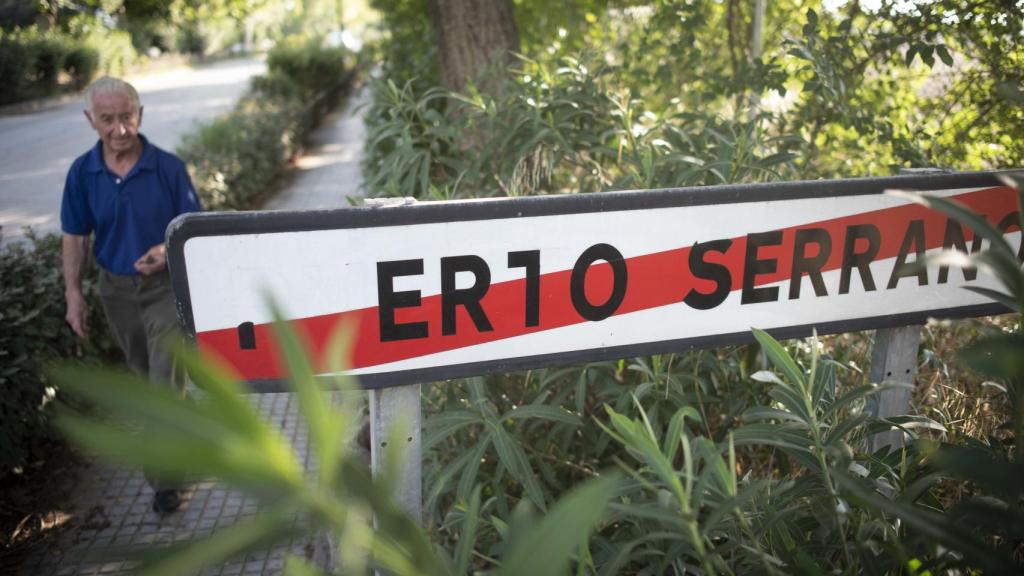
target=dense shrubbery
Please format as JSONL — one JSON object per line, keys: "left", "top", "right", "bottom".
{"left": 0, "top": 233, "right": 118, "bottom": 476}
{"left": 0, "top": 28, "right": 101, "bottom": 105}
{"left": 364, "top": 2, "right": 1021, "bottom": 198}
{"left": 177, "top": 91, "right": 301, "bottom": 210}
{"left": 64, "top": 13, "right": 137, "bottom": 78}
{"left": 0, "top": 8, "right": 150, "bottom": 106}
{"left": 354, "top": 1, "right": 1024, "bottom": 573}
{"left": 364, "top": 55, "right": 798, "bottom": 199}
{"left": 0, "top": 12, "right": 144, "bottom": 106}
{"left": 0, "top": 3, "right": 255, "bottom": 108}
{"left": 178, "top": 35, "right": 356, "bottom": 210}
{"left": 62, "top": 44, "right": 100, "bottom": 90}
{"left": 266, "top": 34, "right": 355, "bottom": 96}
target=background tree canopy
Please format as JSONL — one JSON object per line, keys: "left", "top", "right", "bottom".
{"left": 0, "top": 0, "right": 359, "bottom": 105}
{"left": 363, "top": 0, "right": 1022, "bottom": 200}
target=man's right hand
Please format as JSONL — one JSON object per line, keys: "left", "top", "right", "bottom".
{"left": 62, "top": 233, "right": 91, "bottom": 339}
{"left": 65, "top": 290, "right": 89, "bottom": 338}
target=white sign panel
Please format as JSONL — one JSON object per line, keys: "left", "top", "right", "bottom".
{"left": 167, "top": 172, "right": 1019, "bottom": 389}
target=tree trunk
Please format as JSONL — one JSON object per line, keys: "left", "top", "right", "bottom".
{"left": 426, "top": 0, "right": 521, "bottom": 94}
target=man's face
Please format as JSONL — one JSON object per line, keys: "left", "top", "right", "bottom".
{"left": 85, "top": 90, "right": 143, "bottom": 155}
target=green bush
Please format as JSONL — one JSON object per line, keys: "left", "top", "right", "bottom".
{"left": 88, "top": 28, "right": 136, "bottom": 78}
{"left": 123, "top": 17, "right": 175, "bottom": 55}
{"left": 63, "top": 44, "right": 99, "bottom": 90}
{"left": 248, "top": 71, "right": 304, "bottom": 102}
{"left": 0, "top": 20, "right": 131, "bottom": 106}
{"left": 0, "top": 232, "right": 118, "bottom": 478}
{"left": 66, "top": 14, "right": 138, "bottom": 78}
{"left": 178, "top": 95, "right": 299, "bottom": 210}
{"left": 0, "top": 31, "right": 36, "bottom": 104}
{"left": 28, "top": 35, "right": 66, "bottom": 92}
{"left": 0, "top": 30, "right": 75, "bottom": 103}
{"left": 175, "top": 23, "right": 207, "bottom": 56}
{"left": 363, "top": 54, "right": 799, "bottom": 199}
{"left": 360, "top": 5, "right": 1024, "bottom": 569}
{"left": 179, "top": 35, "right": 355, "bottom": 210}
{"left": 170, "top": 14, "right": 241, "bottom": 58}
{"left": 266, "top": 34, "right": 353, "bottom": 97}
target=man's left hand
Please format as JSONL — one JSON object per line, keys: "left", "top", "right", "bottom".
{"left": 134, "top": 244, "right": 167, "bottom": 275}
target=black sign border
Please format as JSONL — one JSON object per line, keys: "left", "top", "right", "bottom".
{"left": 167, "top": 170, "right": 1013, "bottom": 391}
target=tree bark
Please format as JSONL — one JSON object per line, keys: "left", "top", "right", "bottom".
{"left": 426, "top": 0, "right": 521, "bottom": 94}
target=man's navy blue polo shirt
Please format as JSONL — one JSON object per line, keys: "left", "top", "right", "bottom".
{"left": 61, "top": 135, "right": 202, "bottom": 275}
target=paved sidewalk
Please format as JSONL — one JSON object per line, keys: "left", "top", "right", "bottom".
{"left": 264, "top": 85, "right": 369, "bottom": 210}
{"left": 19, "top": 86, "right": 369, "bottom": 576}
{"left": 19, "top": 395, "right": 316, "bottom": 576}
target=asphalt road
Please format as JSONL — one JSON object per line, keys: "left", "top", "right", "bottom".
{"left": 0, "top": 57, "right": 265, "bottom": 243}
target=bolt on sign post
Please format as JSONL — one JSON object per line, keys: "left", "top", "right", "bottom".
{"left": 167, "top": 171, "right": 1020, "bottom": 517}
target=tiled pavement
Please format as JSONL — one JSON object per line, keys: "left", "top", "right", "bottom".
{"left": 18, "top": 393, "right": 327, "bottom": 576}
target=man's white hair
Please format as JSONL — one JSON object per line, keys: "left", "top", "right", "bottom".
{"left": 85, "top": 76, "right": 141, "bottom": 115}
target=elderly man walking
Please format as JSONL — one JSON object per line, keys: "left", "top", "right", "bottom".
{"left": 61, "top": 76, "right": 202, "bottom": 514}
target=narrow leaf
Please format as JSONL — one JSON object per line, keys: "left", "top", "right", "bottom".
{"left": 490, "top": 423, "right": 546, "bottom": 511}
{"left": 502, "top": 404, "right": 582, "bottom": 426}
{"left": 139, "top": 506, "right": 305, "bottom": 576}
{"left": 496, "top": 475, "right": 618, "bottom": 576}
{"left": 963, "top": 286, "right": 1020, "bottom": 312}
{"left": 752, "top": 328, "right": 806, "bottom": 391}
{"left": 454, "top": 487, "right": 482, "bottom": 574}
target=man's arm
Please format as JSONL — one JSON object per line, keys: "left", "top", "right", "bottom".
{"left": 63, "top": 233, "right": 90, "bottom": 338}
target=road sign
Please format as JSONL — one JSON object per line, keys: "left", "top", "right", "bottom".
{"left": 167, "top": 171, "right": 1019, "bottom": 389}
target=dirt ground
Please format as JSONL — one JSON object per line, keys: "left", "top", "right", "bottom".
{"left": 0, "top": 438, "right": 89, "bottom": 573}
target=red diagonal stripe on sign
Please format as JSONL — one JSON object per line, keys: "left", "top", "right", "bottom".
{"left": 195, "top": 186, "right": 1018, "bottom": 380}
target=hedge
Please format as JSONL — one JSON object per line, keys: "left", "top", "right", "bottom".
{"left": 178, "top": 35, "right": 356, "bottom": 210}
{"left": 0, "top": 233, "right": 119, "bottom": 474}
{"left": 0, "top": 15, "right": 141, "bottom": 107}
{"left": 0, "top": 29, "right": 100, "bottom": 105}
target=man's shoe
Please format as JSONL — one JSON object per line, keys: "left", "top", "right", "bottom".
{"left": 152, "top": 489, "right": 182, "bottom": 514}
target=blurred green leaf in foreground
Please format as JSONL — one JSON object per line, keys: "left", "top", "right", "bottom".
{"left": 51, "top": 301, "right": 618, "bottom": 575}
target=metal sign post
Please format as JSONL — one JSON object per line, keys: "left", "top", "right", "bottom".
{"left": 864, "top": 170, "right": 950, "bottom": 453}
{"left": 865, "top": 325, "right": 923, "bottom": 452}
{"left": 369, "top": 383, "right": 422, "bottom": 519}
